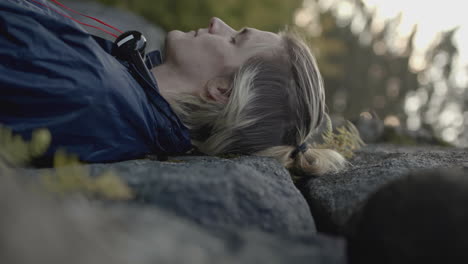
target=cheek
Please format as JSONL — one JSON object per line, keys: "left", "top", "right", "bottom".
{"left": 193, "top": 39, "right": 232, "bottom": 71}
{"left": 166, "top": 34, "right": 234, "bottom": 76}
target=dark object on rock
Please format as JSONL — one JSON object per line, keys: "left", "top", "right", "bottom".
{"left": 348, "top": 168, "right": 468, "bottom": 264}
{"left": 353, "top": 115, "right": 385, "bottom": 144}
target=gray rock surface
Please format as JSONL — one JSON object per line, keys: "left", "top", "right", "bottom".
{"left": 3, "top": 157, "right": 346, "bottom": 264}
{"left": 61, "top": 0, "right": 166, "bottom": 51}
{"left": 300, "top": 144, "right": 468, "bottom": 235}
{"left": 42, "top": 155, "right": 316, "bottom": 237}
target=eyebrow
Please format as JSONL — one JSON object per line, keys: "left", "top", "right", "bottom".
{"left": 235, "top": 28, "right": 250, "bottom": 45}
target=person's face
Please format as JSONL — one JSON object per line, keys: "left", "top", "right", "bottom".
{"left": 164, "top": 17, "right": 283, "bottom": 94}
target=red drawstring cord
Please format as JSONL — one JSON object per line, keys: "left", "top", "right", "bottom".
{"left": 28, "top": 0, "right": 123, "bottom": 39}
{"left": 48, "top": 0, "right": 123, "bottom": 34}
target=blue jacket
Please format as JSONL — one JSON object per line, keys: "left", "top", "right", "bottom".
{"left": 0, "top": 0, "right": 193, "bottom": 163}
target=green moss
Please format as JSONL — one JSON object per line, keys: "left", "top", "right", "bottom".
{"left": 314, "top": 115, "right": 365, "bottom": 159}
{"left": 0, "top": 124, "right": 133, "bottom": 200}
{"left": 41, "top": 149, "right": 133, "bottom": 200}
{"left": 0, "top": 125, "right": 51, "bottom": 166}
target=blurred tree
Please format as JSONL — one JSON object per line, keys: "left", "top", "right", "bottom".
{"left": 296, "top": 0, "right": 466, "bottom": 144}
{"left": 297, "top": 0, "right": 419, "bottom": 125}
{"left": 415, "top": 28, "right": 466, "bottom": 144}
{"left": 94, "top": 0, "right": 302, "bottom": 32}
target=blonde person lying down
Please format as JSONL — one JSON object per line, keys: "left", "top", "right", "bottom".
{"left": 0, "top": 0, "right": 346, "bottom": 175}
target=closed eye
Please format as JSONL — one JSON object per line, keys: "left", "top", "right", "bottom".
{"left": 232, "top": 28, "right": 249, "bottom": 45}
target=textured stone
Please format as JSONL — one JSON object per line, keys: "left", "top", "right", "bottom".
{"left": 2, "top": 164, "right": 346, "bottom": 264}
{"left": 86, "top": 155, "right": 317, "bottom": 237}
{"left": 300, "top": 144, "right": 468, "bottom": 235}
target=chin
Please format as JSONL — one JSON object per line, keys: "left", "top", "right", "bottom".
{"left": 167, "top": 30, "right": 188, "bottom": 39}
{"left": 168, "top": 29, "right": 182, "bottom": 34}
{"left": 165, "top": 30, "right": 187, "bottom": 50}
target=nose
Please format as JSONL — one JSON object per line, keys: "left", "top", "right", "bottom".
{"left": 209, "top": 17, "right": 236, "bottom": 36}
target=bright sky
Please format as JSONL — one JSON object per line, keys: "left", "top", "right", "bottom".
{"left": 362, "top": 0, "right": 468, "bottom": 68}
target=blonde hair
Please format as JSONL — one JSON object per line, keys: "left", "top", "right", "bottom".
{"left": 164, "top": 30, "right": 346, "bottom": 176}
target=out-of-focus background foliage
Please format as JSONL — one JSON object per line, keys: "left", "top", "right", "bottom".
{"left": 92, "top": 0, "right": 467, "bottom": 147}
{"left": 94, "top": 0, "right": 302, "bottom": 32}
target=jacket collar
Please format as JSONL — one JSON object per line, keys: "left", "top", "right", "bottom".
{"left": 92, "top": 35, "right": 193, "bottom": 155}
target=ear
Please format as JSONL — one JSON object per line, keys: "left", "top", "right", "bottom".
{"left": 206, "top": 77, "right": 231, "bottom": 104}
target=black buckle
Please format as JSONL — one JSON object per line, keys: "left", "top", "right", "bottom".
{"left": 112, "top": 31, "right": 154, "bottom": 84}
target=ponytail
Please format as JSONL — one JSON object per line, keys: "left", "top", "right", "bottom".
{"left": 254, "top": 145, "right": 347, "bottom": 177}
{"left": 292, "top": 146, "right": 347, "bottom": 176}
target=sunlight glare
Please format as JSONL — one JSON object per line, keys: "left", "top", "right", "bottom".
{"left": 362, "top": 0, "right": 467, "bottom": 67}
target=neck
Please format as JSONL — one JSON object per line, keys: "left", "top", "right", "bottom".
{"left": 151, "top": 63, "right": 199, "bottom": 102}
